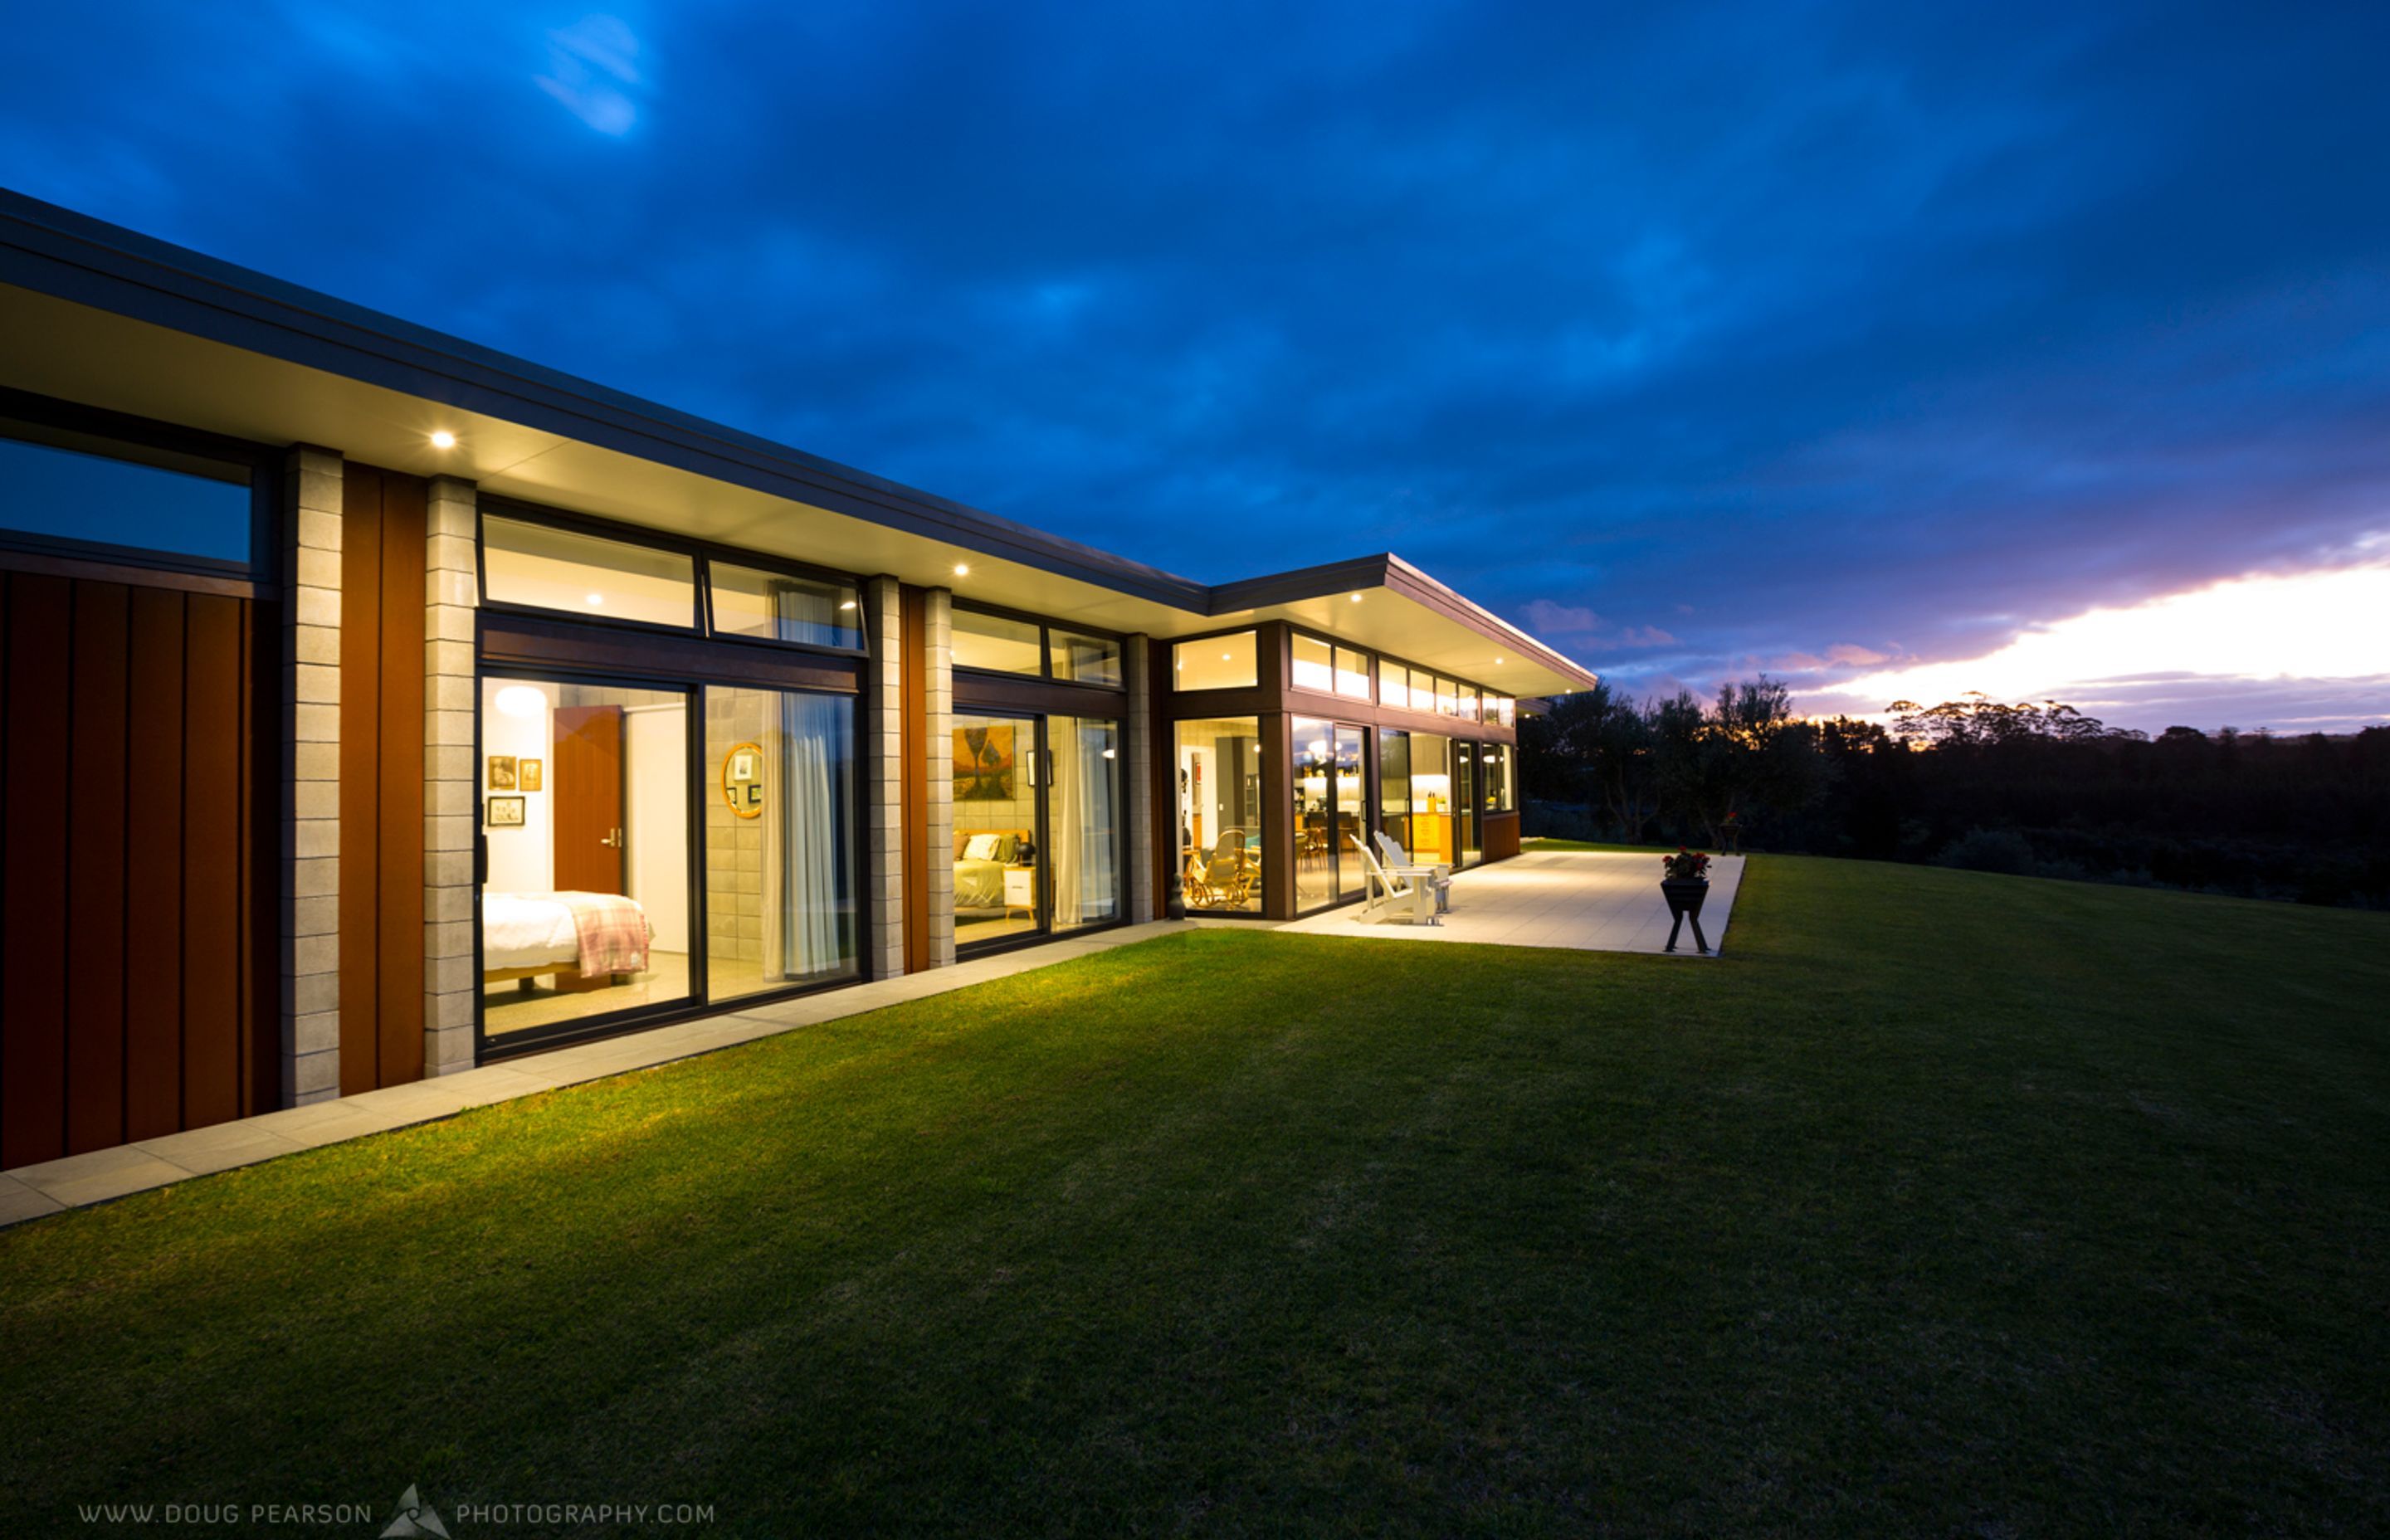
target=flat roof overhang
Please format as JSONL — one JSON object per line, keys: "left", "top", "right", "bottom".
{"left": 0, "top": 189, "right": 1598, "bottom": 697}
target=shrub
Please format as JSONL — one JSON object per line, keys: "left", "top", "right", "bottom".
{"left": 1936, "top": 827, "right": 2038, "bottom": 875}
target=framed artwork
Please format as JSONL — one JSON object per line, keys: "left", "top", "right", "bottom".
{"left": 519, "top": 758, "right": 543, "bottom": 792}
{"left": 954, "top": 724, "right": 1016, "bottom": 802}
{"left": 487, "top": 755, "right": 518, "bottom": 790}
{"left": 721, "top": 740, "right": 765, "bottom": 820}
{"left": 485, "top": 795, "right": 525, "bottom": 828}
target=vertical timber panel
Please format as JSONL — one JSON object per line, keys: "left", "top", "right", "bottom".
{"left": 65, "top": 582, "right": 129, "bottom": 1154}
{"left": 2, "top": 576, "right": 71, "bottom": 1168}
{"left": 339, "top": 466, "right": 383, "bottom": 1095}
{"left": 124, "top": 587, "right": 187, "bottom": 1143}
{"left": 182, "top": 593, "right": 244, "bottom": 1131}
{"left": 376, "top": 471, "right": 427, "bottom": 1086}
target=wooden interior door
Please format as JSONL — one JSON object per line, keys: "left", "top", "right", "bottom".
{"left": 550, "top": 703, "right": 626, "bottom": 991}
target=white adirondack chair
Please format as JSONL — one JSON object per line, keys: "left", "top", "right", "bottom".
{"left": 1352, "top": 836, "right": 1438, "bottom": 924}
{"left": 1374, "top": 830, "right": 1452, "bottom": 914}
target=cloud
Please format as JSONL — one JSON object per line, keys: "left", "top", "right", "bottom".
{"left": 1522, "top": 600, "right": 1601, "bottom": 635}
{"left": 1805, "top": 562, "right": 2390, "bottom": 731}
{"left": 537, "top": 15, "right": 645, "bottom": 136}
{"left": 1615, "top": 626, "right": 1678, "bottom": 647}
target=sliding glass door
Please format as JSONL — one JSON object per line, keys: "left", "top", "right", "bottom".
{"left": 480, "top": 672, "right": 860, "bottom": 1052}
{"left": 702, "top": 686, "right": 859, "bottom": 999}
{"left": 1293, "top": 717, "right": 1369, "bottom": 912}
{"left": 953, "top": 710, "right": 1123, "bottom": 950}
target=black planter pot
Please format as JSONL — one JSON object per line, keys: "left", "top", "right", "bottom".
{"left": 1661, "top": 878, "right": 1711, "bottom": 954}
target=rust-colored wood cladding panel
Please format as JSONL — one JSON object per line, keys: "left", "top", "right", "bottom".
{"left": 376, "top": 473, "right": 427, "bottom": 1088}
{"left": 124, "top": 587, "right": 187, "bottom": 1143}
{"left": 339, "top": 465, "right": 431, "bottom": 1094}
{"left": 900, "top": 587, "right": 928, "bottom": 974}
{"left": 181, "top": 592, "right": 246, "bottom": 1133}
{"left": 2, "top": 572, "right": 267, "bottom": 1169}
{"left": 1482, "top": 811, "right": 1521, "bottom": 862}
{"left": 2, "top": 574, "right": 71, "bottom": 1169}
{"left": 66, "top": 582, "right": 130, "bottom": 1155}
{"left": 340, "top": 466, "right": 385, "bottom": 1096}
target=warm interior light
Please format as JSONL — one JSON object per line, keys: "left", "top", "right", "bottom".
{"left": 495, "top": 685, "right": 545, "bottom": 719}
{"left": 1101, "top": 748, "right": 1116, "bottom": 759}
{"left": 429, "top": 430, "right": 456, "bottom": 449}
{"left": 839, "top": 600, "right": 857, "bottom": 610}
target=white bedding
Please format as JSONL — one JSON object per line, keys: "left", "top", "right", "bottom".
{"left": 483, "top": 891, "right": 588, "bottom": 971}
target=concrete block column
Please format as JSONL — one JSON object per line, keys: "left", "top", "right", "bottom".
{"left": 1123, "top": 633, "right": 1156, "bottom": 923}
{"left": 281, "top": 446, "right": 344, "bottom": 1105}
{"left": 422, "top": 475, "right": 480, "bottom": 1075}
{"left": 924, "top": 587, "right": 955, "bottom": 967}
{"left": 861, "top": 575, "right": 905, "bottom": 979}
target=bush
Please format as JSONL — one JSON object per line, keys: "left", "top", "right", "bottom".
{"left": 1936, "top": 828, "right": 2039, "bottom": 875}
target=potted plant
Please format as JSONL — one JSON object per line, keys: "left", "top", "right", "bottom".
{"left": 1660, "top": 848, "right": 1712, "bottom": 953}
{"left": 1719, "top": 810, "right": 1744, "bottom": 854}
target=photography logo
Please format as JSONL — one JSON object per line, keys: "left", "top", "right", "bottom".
{"left": 381, "top": 1484, "right": 450, "bottom": 1538}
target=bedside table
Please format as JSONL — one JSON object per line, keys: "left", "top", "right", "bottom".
{"left": 1002, "top": 865, "right": 1036, "bottom": 921}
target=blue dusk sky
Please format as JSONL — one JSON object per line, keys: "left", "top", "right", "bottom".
{"left": 4, "top": 2, "right": 2387, "bottom": 732}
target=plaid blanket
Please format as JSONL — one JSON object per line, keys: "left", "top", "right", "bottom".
{"left": 557, "top": 891, "right": 653, "bottom": 976}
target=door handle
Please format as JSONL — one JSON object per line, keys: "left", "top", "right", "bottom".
{"left": 600, "top": 826, "right": 623, "bottom": 848}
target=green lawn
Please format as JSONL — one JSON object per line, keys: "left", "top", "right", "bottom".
{"left": 5, "top": 859, "right": 2387, "bottom": 1536}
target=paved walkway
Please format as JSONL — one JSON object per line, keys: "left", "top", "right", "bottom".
{"left": 1272, "top": 848, "right": 1746, "bottom": 954}
{"left": 0, "top": 919, "right": 1187, "bottom": 1228}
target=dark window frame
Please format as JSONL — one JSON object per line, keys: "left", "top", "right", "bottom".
{"left": 476, "top": 494, "right": 867, "bottom": 658}
{"left": 0, "top": 387, "right": 278, "bottom": 583}
{"left": 949, "top": 597, "right": 1128, "bottom": 691}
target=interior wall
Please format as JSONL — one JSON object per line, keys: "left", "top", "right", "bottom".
{"left": 704, "top": 688, "right": 768, "bottom": 966}
{"left": 623, "top": 702, "right": 689, "bottom": 954}
{"left": 481, "top": 678, "right": 557, "bottom": 894}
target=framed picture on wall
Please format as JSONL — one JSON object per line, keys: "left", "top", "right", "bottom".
{"left": 487, "top": 755, "right": 518, "bottom": 790}
{"left": 485, "top": 795, "right": 525, "bottom": 828}
{"left": 519, "top": 758, "right": 543, "bottom": 792}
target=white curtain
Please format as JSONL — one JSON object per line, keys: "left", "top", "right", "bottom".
{"left": 1050, "top": 717, "right": 1119, "bottom": 929}
{"left": 778, "top": 691, "right": 848, "bottom": 977}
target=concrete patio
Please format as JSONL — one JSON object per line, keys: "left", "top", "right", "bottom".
{"left": 1271, "top": 848, "right": 1746, "bottom": 954}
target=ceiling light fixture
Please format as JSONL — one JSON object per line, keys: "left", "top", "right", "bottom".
{"left": 585, "top": 592, "right": 606, "bottom": 607}
{"left": 1349, "top": 592, "right": 1363, "bottom": 602}
{"left": 953, "top": 563, "right": 970, "bottom": 577}
{"left": 495, "top": 685, "right": 545, "bottom": 719}
{"left": 429, "top": 431, "right": 456, "bottom": 449}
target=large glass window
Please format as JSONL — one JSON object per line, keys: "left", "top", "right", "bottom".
{"left": 1174, "top": 631, "right": 1257, "bottom": 690}
{"left": 953, "top": 610, "right": 1043, "bottom": 675}
{"left": 1380, "top": 664, "right": 1413, "bottom": 712}
{"left": 1405, "top": 733, "right": 1456, "bottom": 865}
{"left": 1051, "top": 630, "right": 1122, "bottom": 687}
{"left": 0, "top": 426, "right": 253, "bottom": 565}
{"left": 1176, "top": 717, "right": 1261, "bottom": 912}
{"left": 1456, "top": 743, "right": 1483, "bottom": 864}
{"left": 1291, "top": 633, "right": 1334, "bottom": 693}
{"left": 710, "top": 564, "right": 861, "bottom": 650}
{"left": 705, "top": 686, "right": 858, "bottom": 999}
{"left": 1479, "top": 742, "right": 1515, "bottom": 813}
{"left": 1488, "top": 695, "right": 1516, "bottom": 729}
{"left": 482, "top": 515, "right": 698, "bottom": 627}
{"left": 480, "top": 677, "right": 692, "bottom": 1039}
{"left": 1334, "top": 646, "right": 1372, "bottom": 700}
{"left": 1457, "top": 685, "right": 1480, "bottom": 723}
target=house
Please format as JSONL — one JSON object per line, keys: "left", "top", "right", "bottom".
{"left": 0, "top": 188, "right": 1597, "bottom": 1171}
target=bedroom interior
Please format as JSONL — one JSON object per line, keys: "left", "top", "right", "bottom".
{"left": 950, "top": 712, "right": 1124, "bottom": 948}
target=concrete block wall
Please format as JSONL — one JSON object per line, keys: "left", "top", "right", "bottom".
{"left": 861, "top": 575, "right": 905, "bottom": 978}
{"left": 924, "top": 587, "right": 955, "bottom": 967}
{"left": 1123, "top": 633, "right": 1155, "bottom": 923}
{"left": 422, "top": 475, "right": 479, "bottom": 1075}
{"left": 280, "top": 446, "right": 344, "bottom": 1105}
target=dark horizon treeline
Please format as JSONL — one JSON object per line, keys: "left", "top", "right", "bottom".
{"left": 1519, "top": 681, "right": 2390, "bottom": 909}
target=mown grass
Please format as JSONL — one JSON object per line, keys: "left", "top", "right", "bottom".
{"left": 4, "top": 857, "right": 2386, "bottom": 1536}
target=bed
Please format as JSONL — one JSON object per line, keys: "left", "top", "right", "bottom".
{"left": 954, "top": 828, "right": 1032, "bottom": 915}
{"left": 483, "top": 890, "right": 656, "bottom": 987}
